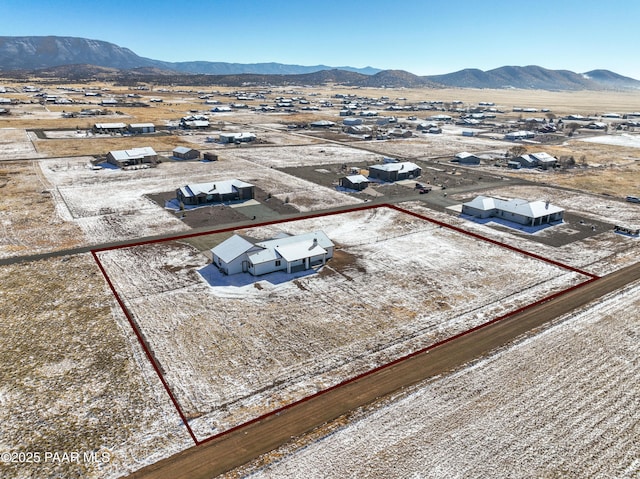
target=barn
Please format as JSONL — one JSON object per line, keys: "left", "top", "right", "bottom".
{"left": 368, "top": 162, "right": 422, "bottom": 182}
{"left": 211, "top": 231, "right": 334, "bottom": 276}
{"left": 176, "top": 179, "right": 254, "bottom": 206}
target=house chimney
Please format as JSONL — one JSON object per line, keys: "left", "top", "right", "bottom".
{"left": 545, "top": 200, "right": 549, "bottom": 209}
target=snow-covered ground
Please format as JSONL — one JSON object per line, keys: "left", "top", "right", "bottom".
{"left": 0, "top": 128, "right": 44, "bottom": 160}
{"left": 218, "top": 143, "right": 381, "bottom": 168}
{"left": 0, "top": 254, "right": 192, "bottom": 479}
{"left": 239, "top": 280, "right": 640, "bottom": 479}
{"left": 96, "top": 207, "right": 588, "bottom": 440}
{"left": 578, "top": 132, "right": 640, "bottom": 148}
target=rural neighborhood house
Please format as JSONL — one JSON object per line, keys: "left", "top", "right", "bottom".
{"left": 210, "top": 231, "right": 334, "bottom": 276}
{"left": 462, "top": 196, "right": 565, "bottom": 227}
{"left": 176, "top": 179, "right": 255, "bottom": 206}
{"left": 106, "top": 146, "right": 158, "bottom": 167}
{"left": 368, "top": 161, "right": 422, "bottom": 182}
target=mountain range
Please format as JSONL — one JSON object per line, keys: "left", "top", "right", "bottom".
{"left": 1, "top": 36, "right": 639, "bottom": 91}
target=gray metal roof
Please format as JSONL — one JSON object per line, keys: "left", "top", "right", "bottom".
{"left": 211, "top": 235, "right": 257, "bottom": 263}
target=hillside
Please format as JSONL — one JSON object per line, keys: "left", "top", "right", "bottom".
{"left": 0, "top": 36, "right": 379, "bottom": 76}
{"left": 0, "top": 36, "right": 638, "bottom": 90}
{"left": 425, "top": 65, "right": 604, "bottom": 91}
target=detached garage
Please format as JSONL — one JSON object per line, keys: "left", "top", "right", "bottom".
{"left": 173, "top": 146, "right": 200, "bottom": 160}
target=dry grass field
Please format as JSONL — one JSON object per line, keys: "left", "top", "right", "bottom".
{"left": 0, "top": 254, "right": 191, "bottom": 479}
{"left": 230, "top": 280, "right": 640, "bottom": 479}
{"left": 0, "top": 160, "right": 84, "bottom": 258}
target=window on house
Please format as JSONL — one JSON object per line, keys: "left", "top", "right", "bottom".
{"left": 275, "top": 260, "right": 281, "bottom": 267}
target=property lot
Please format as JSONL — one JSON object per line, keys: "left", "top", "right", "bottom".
{"left": 38, "top": 154, "right": 362, "bottom": 245}
{"left": 95, "top": 206, "right": 588, "bottom": 441}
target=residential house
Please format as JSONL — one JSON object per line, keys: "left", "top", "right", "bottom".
{"left": 368, "top": 162, "right": 422, "bottom": 182}
{"left": 504, "top": 130, "right": 536, "bottom": 141}
{"left": 176, "top": 179, "right": 254, "bottom": 206}
{"left": 128, "top": 123, "right": 155, "bottom": 134}
{"left": 219, "top": 132, "right": 257, "bottom": 144}
{"left": 453, "top": 152, "right": 481, "bottom": 165}
{"left": 93, "top": 122, "right": 127, "bottom": 134}
{"left": 462, "top": 196, "right": 564, "bottom": 227}
{"left": 211, "top": 231, "right": 334, "bottom": 276}
{"left": 106, "top": 147, "right": 158, "bottom": 167}
{"left": 513, "top": 152, "right": 557, "bottom": 169}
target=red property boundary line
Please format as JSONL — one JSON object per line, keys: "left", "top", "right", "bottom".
{"left": 90, "top": 203, "right": 600, "bottom": 447}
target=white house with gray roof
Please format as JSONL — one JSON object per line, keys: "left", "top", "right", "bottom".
{"left": 462, "top": 196, "right": 564, "bottom": 227}
{"left": 211, "top": 231, "right": 334, "bottom": 276}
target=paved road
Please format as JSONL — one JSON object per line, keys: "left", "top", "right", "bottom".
{"left": 128, "top": 261, "right": 640, "bottom": 479}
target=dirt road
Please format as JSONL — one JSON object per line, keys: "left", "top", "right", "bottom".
{"left": 128, "top": 261, "right": 640, "bottom": 479}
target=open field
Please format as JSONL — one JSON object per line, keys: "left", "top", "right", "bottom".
{"left": 0, "top": 160, "right": 84, "bottom": 258}
{"left": 0, "top": 254, "right": 191, "bottom": 479}
{"left": 233, "top": 279, "right": 640, "bottom": 479}
{"left": 96, "top": 206, "right": 588, "bottom": 440}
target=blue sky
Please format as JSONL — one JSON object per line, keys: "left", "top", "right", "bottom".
{"left": 3, "top": 0, "right": 640, "bottom": 78}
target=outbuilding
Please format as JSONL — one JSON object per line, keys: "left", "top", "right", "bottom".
{"left": 172, "top": 146, "right": 200, "bottom": 160}
{"left": 340, "top": 174, "right": 371, "bottom": 191}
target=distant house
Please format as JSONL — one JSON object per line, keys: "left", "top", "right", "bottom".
{"left": 128, "top": 123, "right": 155, "bottom": 134}
{"left": 513, "top": 152, "right": 557, "bottom": 169}
{"left": 176, "top": 179, "right": 254, "bottom": 206}
{"left": 100, "top": 98, "right": 118, "bottom": 106}
{"left": 219, "top": 132, "right": 257, "bottom": 144}
{"left": 368, "top": 162, "right": 422, "bottom": 182}
{"left": 343, "top": 117, "right": 363, "bottom": 126}
{"left": 388, "top": 128, "right": 412, "bottom": 138}
{"left": 106, "top": 147, "right": 158, "bottom": 167}
{"left": 340, "top": 174, "right": 371, "bottom": 191}
{"left": 172, "top": 146, "right": 200, "bottom": 160}
{"left": 211, "top": 231, "right": 334, "bottom": 276}
{"left": 462, "top": 196, "right": 564, "bottom": 227}
{"left": 310, "top": 120, "right": 336, "bottom": 128}
{"left": 345, "top": 125, "right": 373, "bottom": 135}
{"left": 504, "top": 130, "right": 536, "bottom": 141}
{"left": 93, "top": 122, "right": 127, "bottom": 134}
{"left": 453, "top": 152, "right": 481, "bottom": 165}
